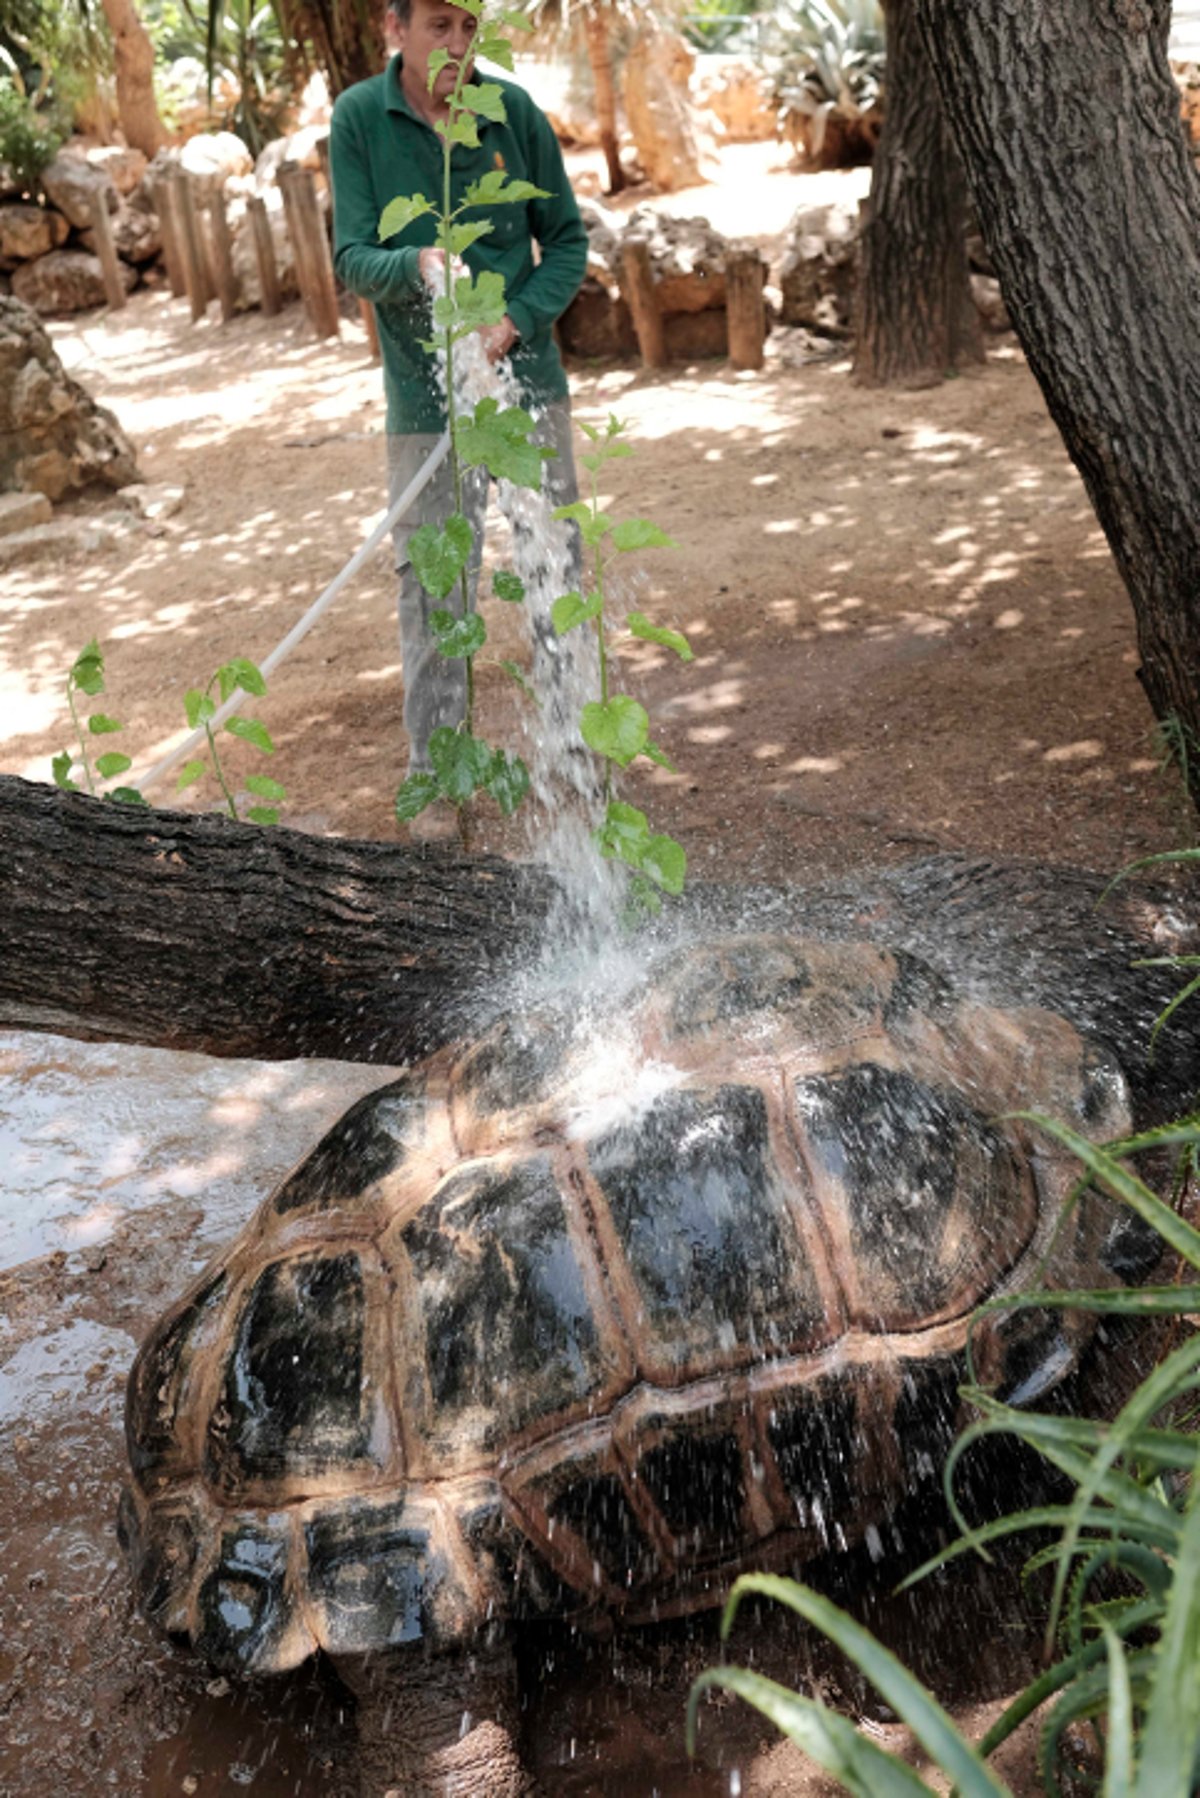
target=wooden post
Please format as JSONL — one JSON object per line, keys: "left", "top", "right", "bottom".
{"left": 172, "top": 171, "right": 210, "bottom": 322}
{"left": 620, "top": 234, "right": 667, "bottom": 369}
{"left": 152, "top": 176, "right": 187, "bottom": 298}
{"left": 206, "top": 182, "right": 240, "bottom": 322}
{"left": 246, "top": 194, "right": 281, "bottom": 316}
{"left": 359, "top": 297, "right": 381, "bottom": 360}
{"left": 726, "top": 244, "right": 766, "bottom": 371}
{"left": 88, "top": 190, "right": 127, "bottom": 312}
{"left": 279, "top": 164, "right": 340, "bottom": 340}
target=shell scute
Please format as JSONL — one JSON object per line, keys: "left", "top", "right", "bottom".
{"left": 125, "top": 1270, "right": 228, "bottom": 1493}
{"left": 195, "top": 1513, "right": 297, "bottom": 1673}
{"left": 303, "top": 1493, "right": 467, "bottom": 1655}
{"left": 455, "top": 1482, "right": 578, "bottom": 1620}
{"left": 271, "top": 1075, "right": 430, "bottom": 1218}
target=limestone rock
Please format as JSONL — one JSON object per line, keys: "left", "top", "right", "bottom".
{"left": 0, "top": 294, "right": 140, "bottom": 498}
{"left": 86, "top": 145, "right": 148, "bottom": 197}
{"left": 0, "top": 204, "right": 71, "bottom": 265}
{"left": 80, "top": 201, "right": 162, "bottom": 265}
{"left": 622, "top": 30, "right": 710, "bottom": 193}
{"left": 118, "top": 481, "right": 186, "bottom": 521}
{"left": 39, "top": 152, "right": 118, "bottom": 229}
{"left": 0, "top": 515, "right": 131, "bottom": 568}
{"left": 622, "top": 206, "right": 728, "bottom": 312}
{"left": 179, "top": 130, "right": 254, "bottom": 191}
{"left": 691, "top": 55, "right": 777, "bottom": 143}
{"left": 254, "top": 126, "right": 329, "bottom": 188}
{"left": 778, "top": 200, "right": 860, "bottom": 335}
{"left": 0, "top": 490, "right": 52, "bottom": 536}
{"left": 11, "top": 249, "right": 138, "bottom": 315}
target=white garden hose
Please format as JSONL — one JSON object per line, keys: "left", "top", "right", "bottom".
{"left": 133, "top": 431, "right": 451, "bottom": 797}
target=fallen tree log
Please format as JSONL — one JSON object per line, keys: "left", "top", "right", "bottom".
{"left": 0, "top": 775, "right": 556, "bottom": 1064}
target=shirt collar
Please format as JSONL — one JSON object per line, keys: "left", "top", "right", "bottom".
{"left": 384, "top": 53, "right": 422, "bottom": 119}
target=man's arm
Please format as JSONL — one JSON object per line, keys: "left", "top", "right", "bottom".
{"left": 329, "top": 99, "right": 425, "bottom": 305}
{"left": 503, "top": 102, "right": 588, "bottom": 344}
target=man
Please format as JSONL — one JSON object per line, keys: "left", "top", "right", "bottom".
{"left": 329, "top": 0, "right": 588, "bottom": 834}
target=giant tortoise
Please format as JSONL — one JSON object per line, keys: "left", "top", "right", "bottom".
{"left": 119, "top": 934, "right": 1131, "bottom": 1792}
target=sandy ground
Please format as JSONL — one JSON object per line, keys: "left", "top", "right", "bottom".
{"left": 0, "top": 141, "right": 1184, "bottom": 1796}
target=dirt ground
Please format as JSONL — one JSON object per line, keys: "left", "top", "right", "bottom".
{"left": 0, "top": 140, "right": 1185, "bottom": 1796}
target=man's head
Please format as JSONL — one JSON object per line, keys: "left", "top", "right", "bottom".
{"left": 390, "top": 0, "right": 477, "bottom": 109}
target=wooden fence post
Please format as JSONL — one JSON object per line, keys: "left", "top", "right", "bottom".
{"left": 620, "top": 234, "right": 667, "bottom": 369}
{"left": 726, "top": 244, "right": 766, "bottom": 371}
{"left": 172, "top": 171, "right": 211, "bottom": 322}
{"left": 246, "top": 195, "right": 281, "bottom": 316}
{"left": 152, "top": 176, "right": 187, "bottom": 298}
{"left": 359, "top": 298, "right": 381, "bottom": 360}
{"left": 88, "top": 190, "right": 127, "bottom": 312}
{"left": 279, "top": 164, "right": 340, "bottom": 340}
{"left": 206, "top": 181, "right": 240, "bottom": 322}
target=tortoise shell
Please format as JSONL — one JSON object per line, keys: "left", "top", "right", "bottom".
{"left": 119, "top": 935, "right": 1129, "bottom": 1674}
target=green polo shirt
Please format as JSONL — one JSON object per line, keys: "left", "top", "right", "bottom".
{"left": 330, "top": 56, "right": 587, "bottom": 434}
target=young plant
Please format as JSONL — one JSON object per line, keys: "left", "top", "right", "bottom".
{"left": 380, "top": 0, "right": 546, "bottom": 842}
{"left": 175, "top": 657, "right": 286, "bottom": 824}
{"left": 51, "top": 640, "right": 144, "bottom": 805}
{"left": 688, "top": 1115, "right": 1200, "bottom": 1797}
{"left": 551, "top": 414, "right": 690, "bottom": 910}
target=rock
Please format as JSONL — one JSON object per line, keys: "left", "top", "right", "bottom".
{"left": 0, "top": 294, "right": 140, "bottom": 498}
{"left": 971, "top": 272, "right": 1012, "bottom": 333}
{"left": 80, "top": 201, "right": 161, "bottom": 264}
{"left": 11, "top": 249, "right": 137, "bottom": 315}
{"left": 118, "top": 481, "right": 185, "bottom": 521}
{"left": 621, "top": 30, "right": 711, "bottom": 192}
{"left": 179, "top": 130, "right": 254, "bottom": 190}
{"left": 0, "top": 515, "right": 130, "bottom": 568}
{"left": 564, "top": 203, "right": 733, "bottom": 359}
{"left": 254, "top": 126, "right": 329, "bottom": 188}
{"left": 85, "top": 145, "right": 148, "bottom": 197}
{"left": 0, "top": 490, "right": 52, "bottom": 536}
{"left": 0, "top": 204, "right": 71, "bottom": 264}
{"left": 559, "top": 277, "right": 638, "bottom": 359}
{"left": 621, "top": 206, "right": 728, "bottom": 312}
{"left": 38, "top": 152, "right": 118, "bottom": 229}
{"left": 778, "top": 200, "right": 860, "bottom": 335}
{"left": 691, "top": 55, "right": 778, "bottom": 143}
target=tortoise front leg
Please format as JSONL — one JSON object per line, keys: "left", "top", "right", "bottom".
{"left": 339, "top": 1642, "right": 534, "bottom": 1797}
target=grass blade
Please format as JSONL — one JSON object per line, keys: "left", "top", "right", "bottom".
{"left": 1135, "top": 1443, "right": 1200, "bottom": 1789}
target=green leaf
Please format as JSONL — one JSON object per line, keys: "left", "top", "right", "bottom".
{"left": 70, "top": 641, "right": 105, "bottom": 696}
{"left": 95, "top": 750, "right": 132, "bottom": 779}
{"left": 462, "top": 168, "right": 548, "bottom": 206}
{"left": 109, "top": 786, "right": 148, "bottom": 806}
{"left": 425, "top": 47, "right": 449, "bottom": 87}
{"left": 184, "top": 688, "right": 214, "bottom": 729}
{"left": 395, "top": 771, "right": 441, "bottom": 822}
{"left": 460, "top": 81, "right": 506, "bottom": 121}
{"left": 610, "top": 517, "right": 678, "bottom": 552}
{"left": 378, "top": 192, "right": 433, "bottom": 240}
{"left": 642, "top": 832, "right": 686, "bottom": 894}
{"left": 581, "top": 695, "right": 649, "bottom": 767}
{"left": 580, "top": 441, "right": 634, "bottom": 473}
{"left": 432, "top": 269, "right": 507, "bottom": 333}
{"left": 553, "top": 500, "right": 612, "bottom": 547}
{"left": 217, "top": 657, "right": 266, "bottom": 701}
{"left": 487, "top": 750, "right": 530, "bottom": 816}
{"left": 51, "top": 750, "right": 77, "bottom": 791}
{"left": 244, "top": 774, "right": 286, "bottom": 802}
{"left": 493, "top": 570, "right": 525, "bottom": 603}
{"left": 627, "top": 611, "right": 693, "bottom": 661}
{"left": 429, "top": 726, "right": 494, "bottom": 803}
{"left": 224, "top": 716, "right": 275, "bottom": 755}
{"left": 430, "top": 608, "right": 487, "bottom": 658}
{"left": 443, "top": 219, "right": 493, "bottom": 256}
{"left": 498, "top": 659, "right": 536, "bottom": 701}
{"left": 474, "top": 33, "right": 515, "bottom": 69}
{"left": 597, "top": 799, "right": 651, "bottom": 863}
{"left": 246, "top": 806, "right": 279, "bottom": 826}
{"left": 176, "top": 759, "right": 206, "bottom": 791}
{"left": 688, "top": 1668, "right": 937, "bottom": 1797}
{"left": 409, "top": 512, "right": 473, "bottom": 601}
{"left": 455, "top": 396, "right": 547, "bottom": 488}
{"left": 87, "top": 712, "right": 123, "bottom": 735}
{"left": 551, "top": 589, "right": 603, "bottom": 635}
{"left": 437, "top": 111, "right": 479, "bottom": 149}
{"left": 500, "top": 8, "right": 534, "bottom": 29}
{"left": 642, "top": 739, "right": 677, "bottom": 773}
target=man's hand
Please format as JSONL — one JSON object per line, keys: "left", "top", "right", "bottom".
{"left": 417, "top": 246, "right": 467, "bottom": 289}
{"left": 477, "top": 315, "right": 519, "bottom": 364}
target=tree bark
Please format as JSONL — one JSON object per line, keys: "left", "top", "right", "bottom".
{"left": 0, "top": 777, "right": 553, "bottom": 1066}
{"left": 915, "top": 0, "right": 1200, "bottom": 801}
{"left": 99, "top": 0, "right": 167, "bottom": 158}
{"left": 853, "top": 0, "right": 983, "bottom": 387}
{"left": 584, "top": 9, "right": 626, "bottom": 196}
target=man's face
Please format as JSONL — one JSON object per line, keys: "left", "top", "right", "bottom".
{"left": 395, "top": 0, "right": 478, "bottom": 105}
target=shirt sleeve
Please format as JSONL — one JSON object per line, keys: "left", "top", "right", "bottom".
{"left": 504, "top": 102, "right": 588, "bottom": 343}
{"left": 329, "top": 97, "right": 424, "bottom": 304}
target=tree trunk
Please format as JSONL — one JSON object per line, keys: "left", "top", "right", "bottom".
{"left": 99, "top": 0, "right": 167, "bottom": 157}
{"left": 0, "top": 777, "right": 553, "bottom": 1065}
{"left": 853, "top": 0, "right": 982, "bottom": 387}
{"left": 584, "top": 9, "right": 626, "bottom": 196}
{"left": 915, "top": 0, "right": 1200, "bottom": 801}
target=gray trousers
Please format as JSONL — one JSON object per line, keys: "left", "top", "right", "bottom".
{"left": 388, "top": 400, "right": 581, "bottom": 772}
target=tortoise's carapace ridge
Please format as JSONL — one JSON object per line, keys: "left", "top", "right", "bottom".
{"left": 120, "top": 935, "right": 1131, "bottom": 1674}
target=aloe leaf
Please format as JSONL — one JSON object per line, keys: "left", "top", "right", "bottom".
{"left": 714, "top": 1576, "right": 1011, "bottom": 1797}
{"left": 1136, "top": 1451, "right": 1200, "bottom": 1788}
{"left": 687, "top": 1667, "right": 938, "bottom": 1797}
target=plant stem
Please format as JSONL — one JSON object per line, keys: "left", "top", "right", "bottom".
{"left": 588, "top": 466, "right": 612, "bottom": 806}
{"left": 67, "top": 677, "right": 95, "bottom": 795}
{"left": 440, "top": 65, "right": 475, "bottom": 737}
{"left": 204, "top": 691, "right": 239, "bottom": 820}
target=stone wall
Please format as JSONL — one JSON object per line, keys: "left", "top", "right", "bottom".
{"left": 0, "top": 294, "right": 140, "bottom": 497}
